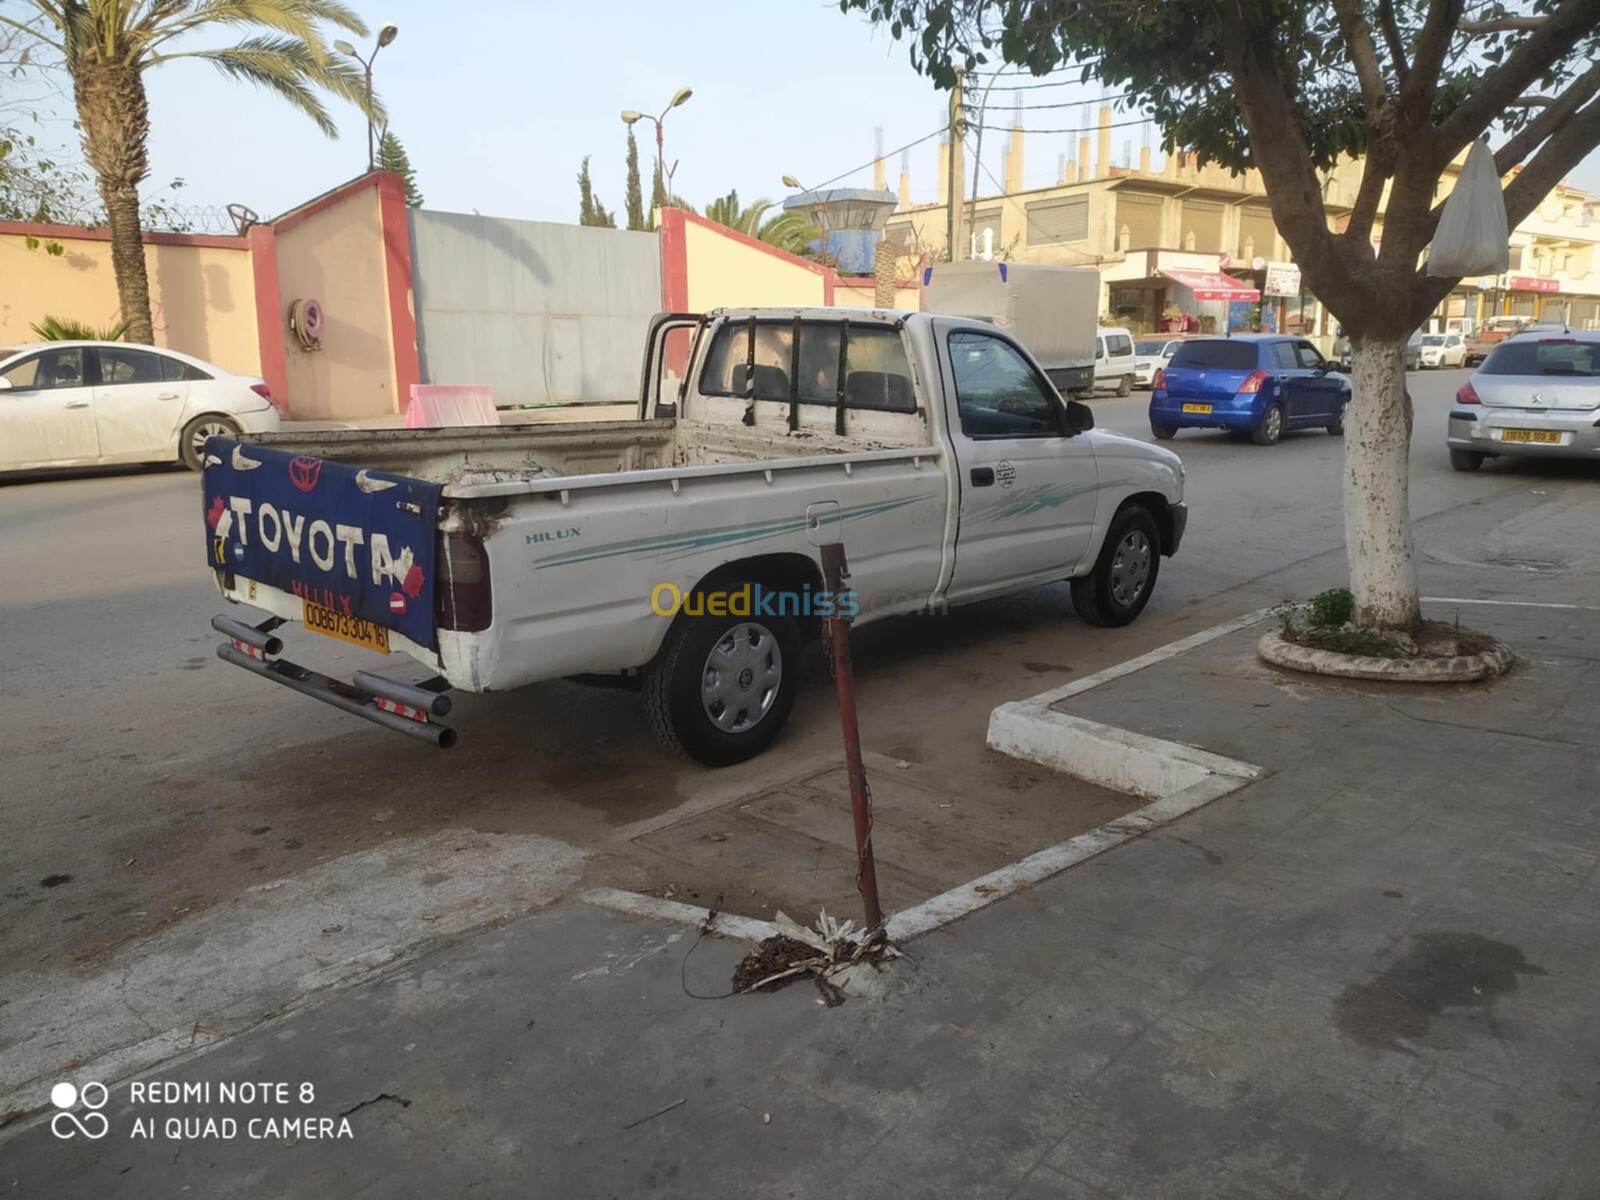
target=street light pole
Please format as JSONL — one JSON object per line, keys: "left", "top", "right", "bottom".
{"left": 335, "top": 22, "right": 398, "bottom": 174}
{"left": 782, "top": 173, "right": 832, "bottom": 265}
{"left": 622, "top": 87, "right": 692, "bottom": 211}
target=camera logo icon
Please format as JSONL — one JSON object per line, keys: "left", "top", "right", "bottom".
{"left": 50, "top": 1081, "right": 109, "bottom": 1140}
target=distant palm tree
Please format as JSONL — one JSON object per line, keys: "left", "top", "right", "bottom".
{"left": 702, "top": 188, "right": 822, "bottom": 258}
{"left": 2, "top": 0, "right": 379, "bottom": 345}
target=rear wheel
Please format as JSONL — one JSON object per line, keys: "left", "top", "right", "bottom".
{"left": 1116, "top": 374, "right": 1133, "bottom": 397}
{"left": 644, "top": 592, "right": 802, "bottom": 766}
{"left": 1450, "top": 448, "right": 1485, "bottom": 473}
{"left": 1150, "top": 422, "right": 1177, "bottom": 440}
{"left": 180, "top": 414, "right": 241, "bottom": 470}
{"left": 1327, "top": 398, "right": 1348, "bottom": 436}
{"left": 1071, "top": 504, "right": 1161, "bottom": 628}
{"left": 1252, "top": 403, "right": 1285, "bottom": 446}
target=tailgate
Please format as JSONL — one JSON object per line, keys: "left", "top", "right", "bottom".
{"left": 202, "top": 437, "right": 444, "bottom": 650}
{"left": 1163, "top": 367, "right": 1252, "bottom": 403}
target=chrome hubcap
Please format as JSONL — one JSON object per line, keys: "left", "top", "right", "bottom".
{"left": 701, "top": 623, "right": 783, "bottom": 733}
{"left": 1109, "top": 531, "right": 1153, "bottom": 607}
{"left": 192, "top": 422, "right": 232, "bottom": 455}
{"left": 1265, "top": 408, "right": 1282, "bottom": 438}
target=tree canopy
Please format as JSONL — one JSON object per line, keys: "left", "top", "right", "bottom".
{"left": 839, "top": 0, "right": 1600, "bottom": 335}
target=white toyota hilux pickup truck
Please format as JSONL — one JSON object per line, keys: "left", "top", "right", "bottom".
{"left": 203, "top": 308, "right": 1187, "bottom": 765}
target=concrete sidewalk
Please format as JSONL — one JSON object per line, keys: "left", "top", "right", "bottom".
{"left": 9, "top": 602, "right": 1599, "bottom": 1199}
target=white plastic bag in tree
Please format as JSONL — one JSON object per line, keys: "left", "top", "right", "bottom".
{"left": 1427, "top": 139, "right": 1509, "bottom": 277}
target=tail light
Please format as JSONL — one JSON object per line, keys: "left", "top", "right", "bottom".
{"left": 250, "top": 382, "right": 274, "bottom": 405}
{"left": 436, "top": 532, "right": 492, "bottom": 632}
{"left": 1455, "top": 381, "right": 1481, "bottom": 405}
{"left": 1153, "top": 367, "right": 1166, "bottom": 390}
{"left": 1238, "top": 370, "right": 1270, "bottom": 394}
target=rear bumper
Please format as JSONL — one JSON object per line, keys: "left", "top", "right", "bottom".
{"left": 212, "top": 613, "right": 457, "bottom": 748}
{"left": 1447, "top": 411, "right": 1600, "bottom": 458}
{"left": 1150, "top": 390, "right": 1264, "bottom": 430}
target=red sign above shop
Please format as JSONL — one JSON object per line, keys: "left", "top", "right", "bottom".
{"left": 1508, "top": 275, "right": 1559, "bottom": 293}
{"left": 1158, "top": 269, "right": 1261, "bottom": 302}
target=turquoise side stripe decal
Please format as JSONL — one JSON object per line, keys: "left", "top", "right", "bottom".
{"left": 533, "top": 493, "right": 939, "bottom": 570}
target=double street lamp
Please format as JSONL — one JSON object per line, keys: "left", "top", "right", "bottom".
{"left": 622, "top": 87, "right": 693, "bottom": 209}
{"left": 334, "top": 22, "right": 399, "bottom": 173}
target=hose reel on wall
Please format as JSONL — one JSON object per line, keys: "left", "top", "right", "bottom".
{"left": 288, "top": 298, "right": 325, "bottom": 352}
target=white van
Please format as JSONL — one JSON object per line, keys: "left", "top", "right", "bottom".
{"left": 1093, "top": 327, "right": 1138, "bottom": 396}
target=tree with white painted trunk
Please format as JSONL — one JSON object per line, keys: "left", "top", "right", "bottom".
{"left": 839, "top": 0, "right": 1600, "bottom": 628}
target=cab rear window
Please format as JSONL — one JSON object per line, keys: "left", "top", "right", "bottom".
{"left": 1169, "top": 340, "right": 1257, "bottom": 370}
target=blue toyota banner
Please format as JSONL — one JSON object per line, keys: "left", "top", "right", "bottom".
{"left": 201, "top": 437, "right": 444, "bottom": 650}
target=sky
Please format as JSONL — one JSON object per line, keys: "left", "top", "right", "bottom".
{"left": 13, "top": 0, "right": 1600, "bottom": 228}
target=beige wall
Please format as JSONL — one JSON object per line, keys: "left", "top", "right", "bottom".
{"left": 684, "top": 218, "right": 828, "bottom": 311}
{"left": 0, "top": 230, "right": 259, "bottom": 373}
{"left": 832, "top": 283, "right": 922, "bottom": 311}
{"left": 275, "top": 186, "right": 397, "bottom": 421}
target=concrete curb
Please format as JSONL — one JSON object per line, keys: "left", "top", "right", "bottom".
{"left": 1256, "top": 629, "right": 1516, "bottom": 682}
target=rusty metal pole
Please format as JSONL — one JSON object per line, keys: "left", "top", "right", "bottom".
{"left": 820, "top": 542, "right": 883, "bottom": 931}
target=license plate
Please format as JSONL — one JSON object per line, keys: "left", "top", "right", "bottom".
{"left": 1499, "top": 428, "right": 1561, "bottom": 444}
{"left": 1182, "top": 403, "right": 1212, "bottom": 414}
{"left": 303, "top": 601, "right": 390, "bottom": 653}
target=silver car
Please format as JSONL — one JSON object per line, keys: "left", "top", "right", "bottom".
{"left": 1447, "top": 329, "right": 1600, "bottom": 471}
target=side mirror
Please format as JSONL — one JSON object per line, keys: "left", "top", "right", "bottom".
{"left": 1063, "top": 399, "right": 1094, "bottom": 434}
{"left": 0, "top": 376, "right": 11, "bottom": 392}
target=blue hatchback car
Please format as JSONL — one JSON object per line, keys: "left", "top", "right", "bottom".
{"left": 1148, "top": 335, "right": 1352, "bottom": 445}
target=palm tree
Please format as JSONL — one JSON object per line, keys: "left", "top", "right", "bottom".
{"left": 2, "top": 1, "right": 379, "bottom": 345}
{"left": 702, "top": 188, "right": 822, "bottom": 259}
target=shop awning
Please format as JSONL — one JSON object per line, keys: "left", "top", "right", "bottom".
{"left": 1159, "top": 269, "right": 1261, "bottom": 302}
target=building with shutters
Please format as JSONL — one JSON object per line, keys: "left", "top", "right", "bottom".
{"left": 883, "top": 108, "right": 1600, "bottom": 347}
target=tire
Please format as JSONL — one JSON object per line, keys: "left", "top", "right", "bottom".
{"left": 1450, "top": 448, "right": 1485, "bottom": 473}
{"left": 1116, "top": 374, "right": 1133, "bottom": 398}
{"left": 1150, "top": 422, "right": 1177, "bottom": 440}
{"left": 180, "top": 414, "right": 241, "bottom": 470}
{"left": 1251, "top": 403, "right": 1285, "bottom": 446}
{"left": 644, "top": 591, "right": 802, "bottom": 766}
{"left": 1327, "top": 397, "right": 1348, "bottom": 436}
{"left": 1071, "top": 504, "right": 1161, "bottom": 628}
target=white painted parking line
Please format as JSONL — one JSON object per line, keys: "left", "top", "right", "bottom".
{"left": 1421, "top": 596, "right": 1599, "bottom": 611}
{"left": 582, "top": 887, "right": 781, "bottom": 944}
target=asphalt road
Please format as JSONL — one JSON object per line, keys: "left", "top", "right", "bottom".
{"left": 3, "top": 366, "right": 1596, "bottom": 1105}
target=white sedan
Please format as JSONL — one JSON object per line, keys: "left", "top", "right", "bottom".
{"left": 0, "top": 341, "right": 280, "bottom": 473}
{"left": 1417, "top": 333, "right": 1467, "bottom": 369}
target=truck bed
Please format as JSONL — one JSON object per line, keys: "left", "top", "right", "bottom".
{"left": 248, "top": 409, "right": 930, "bottom": 496}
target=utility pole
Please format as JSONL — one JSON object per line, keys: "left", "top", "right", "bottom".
{"left": 948, "top": 68, "right": 965, "bottom": 262}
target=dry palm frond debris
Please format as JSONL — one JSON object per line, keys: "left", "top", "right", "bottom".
{"left": 731, "top": 911, "right": 896, "bottom": 1004}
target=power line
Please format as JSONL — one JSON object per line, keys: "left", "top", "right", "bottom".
{"left": 969, "top": 93, "right": 1135, "bottom": 113}
{"left": 966, "top": 114, "right": 1153, "bottom": 137}
{"left": 804, "top": 125, "right": 949, "bottom": 193}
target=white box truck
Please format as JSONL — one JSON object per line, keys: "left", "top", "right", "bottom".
{"left": 922, "top": 262, "right": 1100, "bottom": 397}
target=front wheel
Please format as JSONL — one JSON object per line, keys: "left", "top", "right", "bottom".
{"left": 1251, "top": 403, "right": 1285, "bottom": 446}
{"left": 1071, "top": 504, "right": 1161, "bottom": 628}
{"left": 644, "top": 595, "right": 802, "bottom": 766}
{"left": 1116, "top": 374, "right": 1133, "bottom": 398}
{"left": 180, "top": 414, "right": 241, "bottom": 470}
{"left": 1449, "top": 448, "right": 1485, "bottom": 473}
{"left": 1327, "top": 398, "right": 1348, "bottom": 436}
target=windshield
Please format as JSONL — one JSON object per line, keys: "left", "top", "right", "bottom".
{"left": 1134, "top": 340, "right": 1167, "bottom": 355}
{"left": 1169, "top": 340, "right": 1257, "bottom": 370}
{"left": 1480, "top": 340, "right": 1600, "bottom": 377}
{"left": 1421, "top": 336, "right": 1445, "bottom": 346}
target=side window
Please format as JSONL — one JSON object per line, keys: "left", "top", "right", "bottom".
{"left": 948, "top": 330, "right": 1061, "bottom": 438}
{"left": 1272, "top": 342, "right": 1299, "bottom": 370}
{"left": 1108, "top": 334, "right": 1133, "bottom": 358}
{"left": 1293, "top": 341, "right": 1323, "bottom": 369}
{"left": 2, "top": 347, "right": 85, "bottom": 391}
{"left": 99, "top": 347, "right": 166, "bottom": 385}
{"left": 1094, "top": 337, "right": 1105, "bottom": 360}
{"left": 160, "top": 354, "right": 210, "bottom": 383}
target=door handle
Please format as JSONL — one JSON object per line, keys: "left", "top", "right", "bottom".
{"left": 158, "top": 392, "right": 180, "bottom": 400}
{"left": 65, "top": 400, "right": 90, "bottom": 409}
{"left": 971, "top": 467, "right": 995, "bottom": 487}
